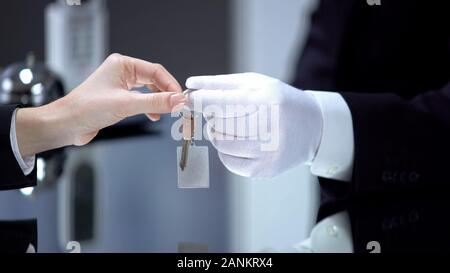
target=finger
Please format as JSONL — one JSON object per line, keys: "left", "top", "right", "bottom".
{"left": 205, "top": 111, "right": 259, "bottom": 137}
{"left": 132, "top": 89, "right": 161, "bottom": 120}
{"left": 130, "top": 83, "right": 145, "bottom": 88}
{"left": 146, "top": 82, "right": 161, "bottom": 93}
{"left": 137, "top": 85, "right": 162, "bottom": 120}
{"left": 187, "top": 89, "right": 259, "bottom": 118}
{"left": 186, "top": 74, "right": 240, "bottom": 90}
{"left": 207, "top": 124, "right": 262, "bottom": 158}
{"left": 116, "top": 54, "right": 182, "bottom": 92}
{"left": 218, "top": 152, "right": 262, "bottom": 178}
{"left": 126, "top": 92, "right": 186, "bottom": 116}
{"left": 146, "top": 113, "right": 161, "bottom": 121}
{"left": 185, "top": 73, "right": 260, "bottom": 90}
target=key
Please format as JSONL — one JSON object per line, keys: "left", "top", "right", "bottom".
{"left": 179, "top": 88, "right": 196, "bottom": 171}
{"left": 179, "top": 110, "right": 194, "bottom": 171}
{"left": 176, "top": 88, "right": 209, "bottom": 189}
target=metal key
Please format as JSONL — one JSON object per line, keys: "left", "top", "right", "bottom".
{"left": 179, "top": 110, "right": 194, "bottom": 171}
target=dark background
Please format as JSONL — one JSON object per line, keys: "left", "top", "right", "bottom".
{"left": 0, "top": 0, "right": 231, "bottom": 83}
{"left": 0, "top": 0, "right": 233, "bottom": 252}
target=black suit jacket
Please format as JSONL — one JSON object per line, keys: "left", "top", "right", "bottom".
{"left": 340, "top": 191, "right": 450, "bottom": 253}
{"left": 0, "top": 219, "right": 37, "bottom": 253}
{"left": 0, "top": 105, "right": 36, "bottom": 190}
{"left": 293, "top": 0, "right": 450, "bottom": 209}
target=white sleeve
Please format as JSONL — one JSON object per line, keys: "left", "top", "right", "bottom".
{"left": 305, "top": 91, "right": 354, "bottom": 182}
{"left": 294, "top": 211, "right": 354, "bottom": 253}
{"left": 10, "top": 108, "right": 35, "bottom": 176}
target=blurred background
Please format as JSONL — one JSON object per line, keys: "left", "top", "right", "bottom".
{"left": 0, "top": 0, "right": 319, "bottom": 252}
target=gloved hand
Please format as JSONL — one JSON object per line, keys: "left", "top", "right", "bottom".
{"left": 186, "top": 72, "right": 323, "bottom": 178}
{"left": 16, "top": 53, "right": 184, "bottom": 156}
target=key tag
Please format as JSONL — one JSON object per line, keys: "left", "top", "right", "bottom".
{"left": 177, "top": 108, "right": 210, "bottom": 189}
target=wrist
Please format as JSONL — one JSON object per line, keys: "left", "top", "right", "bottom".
{"left": 305, "top": 92, "right": 324, "bottom": 164}
{"left": 16, "top": 99, "right": 73, "bottom": 157}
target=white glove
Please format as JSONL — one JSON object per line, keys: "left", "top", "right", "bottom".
{"left": 186, "top": 72, "right": 323, "bottom": 178}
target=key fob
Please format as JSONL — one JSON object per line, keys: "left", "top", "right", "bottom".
{"left": 177, "top": 146, "right": 209, "bottom": 188}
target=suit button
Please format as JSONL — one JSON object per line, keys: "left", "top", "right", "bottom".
{"left": 326, "top": 166, "right": 339, "bottom": 175}
{"left": 409, "top": 172, "right": 420, "bottom": 183}
{"left": 326, "top": 225, "right": 339, "bottom": 237}
{"left": 382, "top": 171, "right": 395, "bottom": 184}
{"left": 409, "top": 210, "right": 420, "bottom": 223}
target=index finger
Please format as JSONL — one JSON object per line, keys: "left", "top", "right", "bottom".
{"left": 120, "top": 54, "right": 182, "bottom": 93}
{"left": 187, "top": 89, "right": 259, "bottom": 118}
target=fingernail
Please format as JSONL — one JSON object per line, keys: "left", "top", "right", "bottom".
{"left": 170, "top": 93, "right": 186, "bottom": 108}
{"left": 153, "top": 116, "right": 160, "bottom": 121}
{"left": 147, "top": 114, "right": 160, "bottom": 122}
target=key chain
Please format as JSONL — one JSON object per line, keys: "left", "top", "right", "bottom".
{"left": 176, "top": 89, "right": 210, "bottom": 189}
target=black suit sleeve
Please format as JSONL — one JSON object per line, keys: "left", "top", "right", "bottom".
{"left": 340, "top": 192, "right": 449, "bottom": 253}
{"left": 0, "top": 105, "right": 36, "bottom": 190}
{"left": 340, "top": 81, "right": 450, "bottom": 195}
{"left": 0, "top": 219, "right": 37, "bottom": 253}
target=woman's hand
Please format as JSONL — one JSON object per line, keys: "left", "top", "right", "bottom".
{"left": 16, "top": 53, "right": 185, "bottom": 157}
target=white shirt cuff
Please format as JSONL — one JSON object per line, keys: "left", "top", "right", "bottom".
{"left": 306, "top": 91, "right": 354, "bottom": 182}
{"left": 10, "top": 108, "right": 35, "bottom": 176}
{"left": 294, "top": 211, "right": 354, "bottom": 253}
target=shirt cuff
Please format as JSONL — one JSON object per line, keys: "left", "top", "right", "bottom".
{"left": 10, "top": 108, "right": 35, "bottom": 176}
{"left": 294, "top": 211, "right": 354, "bottom": 253}
{"left": 305, "top": 91, "right": 354, "bottom": 182}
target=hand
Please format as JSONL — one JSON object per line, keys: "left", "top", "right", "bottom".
{"left": 186, "top": 72, "right": 323, "bottom": 178}
{"left": 16, "top": 53, "right": 185, "bottom": 156}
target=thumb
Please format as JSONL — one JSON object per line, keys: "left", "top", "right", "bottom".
{"left": 127, "top": 92, "right": 186, "bottom": 116}
{"left": 185, "top": 73, "right": 253, "bottom": 90}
